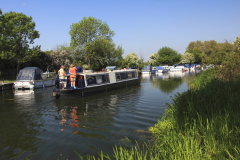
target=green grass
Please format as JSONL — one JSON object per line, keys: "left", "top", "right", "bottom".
{"left": 149, "top": 69, "right": 240, "bottom": 159}
{"left": 0, "top": 76, "right": 16, "bottom": 83}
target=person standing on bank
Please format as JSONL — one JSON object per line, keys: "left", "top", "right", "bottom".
{"left": 58, "top": 65, "right": 67, "bottom": 89}
{"left": 69, "top": 64, "right": 77, "bottom": 88}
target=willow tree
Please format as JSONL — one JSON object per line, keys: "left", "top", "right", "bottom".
{"left": 69, "top": 16, "right": 115, "bottom": 69}
{"left": 0, "top": 10, "right": 40, "bottom": 73}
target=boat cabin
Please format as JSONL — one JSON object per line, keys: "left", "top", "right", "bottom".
{"left": 14, "top": 67, "right": 55, "bottom": 89}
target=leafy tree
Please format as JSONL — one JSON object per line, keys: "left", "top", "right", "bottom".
{"left": 50, "top": 43, "right": 73, "bottom": 71}
{"left": 0, "top": 10, "right": 40, "bottom": 73}
{"left": 113, "top": 45, "right": 125, "bottom": 68}
{"left": 203, "top": 40, "right": 218, "bottom": 56}
{"left": 186, "top": 40, "right": 235, "bottom": 64}
{"left": 188, "top": 49, "right": 202, "bottom": 64}
{"left": 69, "top": 16, "right": 115, "bottom": 69}
{"left": 180, "top": 52, "right": 195, "bottom": 64}
{"left": 124, "top": 52, "right": 140, "bottom": 68}
{"left": 157, "top": 46, "right": 181, "bottom": 65}
{"left": 149, "top": 53, "right": 158, "bottom": 66}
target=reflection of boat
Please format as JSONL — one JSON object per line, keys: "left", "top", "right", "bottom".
{"left": 169, "top": 72, "right": 186, "bottom": 78}
{"left": 14, "top": 67, "right": 55, "bottom": 90}
{"left": 156, "top": 73, "right": 169, "bottom": 80}
{"left": 53, "top": 68, "right": 140, "bottom": 98}
{"left": 14, "top": 90, "right": 34, "bottom": 95}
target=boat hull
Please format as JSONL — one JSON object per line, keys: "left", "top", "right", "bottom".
{"left": 53, "top": 78, "right": 140, "bottom": 98}
{"left": 14, "top": 78, "right": 55, "bottom": 90}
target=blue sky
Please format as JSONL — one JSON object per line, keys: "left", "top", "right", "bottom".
{"left": 1, "top": 0, "right": 240, "bottom": 61}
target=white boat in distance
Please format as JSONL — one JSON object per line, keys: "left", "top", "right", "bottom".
{"left": 142, "top": 65, "right": 154, "bottom": 74}
{"left": 156, "top": 66, "right": 169, "bottom": 74}
{"left": 169, "top": 65, "right": 185, "bottom": 72}
{"left": 14, "top": 67, "right": 55, "bottom": 90}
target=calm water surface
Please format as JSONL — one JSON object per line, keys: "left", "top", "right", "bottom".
{"left": 0, "top": 71, "right": 200, "bottom": 160}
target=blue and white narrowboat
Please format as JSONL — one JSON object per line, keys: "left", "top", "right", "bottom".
{"left": 53, "top": 67, "right": 140, "bottom": 98}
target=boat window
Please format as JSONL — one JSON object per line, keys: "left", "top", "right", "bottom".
{"left": 132, "top": 72, "right": 136, "bottom": 78}
{"left": 120, "top": 73, "right": 127, "bottom": 79}
{"left": 96, "top": 76, "right": 102, "bottom": 84}
{"left": 87, "top": 76, "right": 96, "bottom": 85}
{"left": 116, "top": 73, "right": 121, "bottom": 80}
{"left": 105, "top": 75, "right": 109, "bottom": 82}
{"left": 127, "top": 72, "right": 132, "bottom": 78}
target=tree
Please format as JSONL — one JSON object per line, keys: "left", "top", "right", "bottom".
{"left": 86, "top": 38, "right": 115, "bottom": 70}
{"left": 50, "top": 43, "right": 73, "bottom": 71}
{"left": 0, "top": 10, "right": 40, "bottom": 73}
{"left": 69, "top": 16, "right": 115, "bottom": 69}
{"left": 203, "top": 40, "right": 218, "bottom": 56}
{"left": 157, "top": 46, "right": 181, "bottom": 65}
{"left": 149, "top": 53, "right": 158, "bottom": 66}
{"left": 180, "top": 52, "right": 195, "bottom": 64}
{"left": 113, "top": 45, "right": 124, "bottom": 68}
{"left": 124, "top": 52, "right": 140, "bottom": 68}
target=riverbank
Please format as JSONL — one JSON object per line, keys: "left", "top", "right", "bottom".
{"left": 0, "top": 83, "right": 13, "bottom": 90}
{"left": 149, "top": 68, "right": 240, "bottom": 159}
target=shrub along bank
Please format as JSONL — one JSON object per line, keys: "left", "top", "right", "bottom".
{"left": 149, "top": 68, "right": 240, "bottom": 159}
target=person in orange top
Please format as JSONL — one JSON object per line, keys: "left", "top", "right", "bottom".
{"left": 69, "top": 64, "right": 77, "bottom": 88}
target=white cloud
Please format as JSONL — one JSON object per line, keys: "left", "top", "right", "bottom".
{"left": 22, "top": 3, "right": 26, "bottom": 6}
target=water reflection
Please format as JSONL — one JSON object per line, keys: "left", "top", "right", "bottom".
{"left": 0, "top": 90, "right": 44, "bottom": 160}
{"left": 152, "top": 71, "right": 201, "bottom": 93}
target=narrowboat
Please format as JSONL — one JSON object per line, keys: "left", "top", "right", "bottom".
{"left": 14, "top": 67, "right": 55, "bottom": 90}
{"left": 53, "top": 67, "right": 141, "bottom": 98}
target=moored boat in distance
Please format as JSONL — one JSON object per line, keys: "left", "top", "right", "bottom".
{"left": 152, "top": 67, "right": 157, "bottom": 74}
{"left": 141, "top": 65, "right": 154, "bottom": 74}
{"left": 53, "top": 67, "right": 141, "bottom": 98}
{"left": 169, "top": 64, "right": 185, "bottom": 72}
{"left": 156, "top": 66, "right": 169, "bottom": 74}
{"left": 14, "top": 67, "right": 56, "bottom": 90}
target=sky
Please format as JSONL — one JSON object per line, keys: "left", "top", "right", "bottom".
{"left": 1, "top": 0, "right": 240, "bottom": 61}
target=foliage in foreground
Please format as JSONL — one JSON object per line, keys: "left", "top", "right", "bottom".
{"left": 150, "top": 69, "right": 240, "bottom": 159}
{"left": 74, "top": 143, "right": 162, "bottom": 160}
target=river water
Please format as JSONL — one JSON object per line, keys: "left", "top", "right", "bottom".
{"left": 0, "top": 71, "right": 199, "bottom": 160}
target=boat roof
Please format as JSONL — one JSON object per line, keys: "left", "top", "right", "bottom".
{"left": 21, "top": 67, "right": 41, "bottom": 70}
